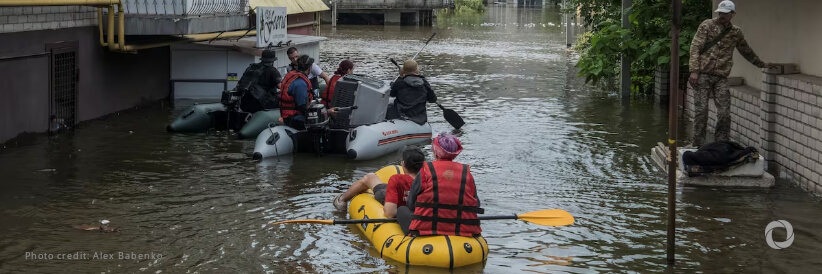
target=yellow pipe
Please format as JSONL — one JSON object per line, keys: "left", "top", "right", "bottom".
{"left": 97, "top": 8, "right": 106, "bottom": 46}
{"left": 0, "top": 0, "right": 118, "bottom": 6}
{"left": 107, "top": 5, "right": 115, "bottom": 49}
{"left": 117, "top": 3, "right": 125, "bottom": 50}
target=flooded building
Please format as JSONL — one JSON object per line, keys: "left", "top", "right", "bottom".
{"left": 0, "top": 0, "right": 328, "bottom": 143}
{"left": 323, "top": 0, "right": 454, "bottom": 26}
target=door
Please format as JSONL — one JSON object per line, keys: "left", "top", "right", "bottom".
{"left": 47, "top": 41, "right": 79, "bottom": 133}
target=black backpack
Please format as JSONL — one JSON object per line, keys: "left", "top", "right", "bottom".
{"left": 236, "top": 63, "right": 278, "bottom": 113}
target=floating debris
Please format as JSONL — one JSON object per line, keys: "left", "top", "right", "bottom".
{"left": 72, "top": 220, "right": 119, "bottom": 232}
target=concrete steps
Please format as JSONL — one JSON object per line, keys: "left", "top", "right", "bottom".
{"left": 651, "top": 142, "right": 775, "bottom": 188}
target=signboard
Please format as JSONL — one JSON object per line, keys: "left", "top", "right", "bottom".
{"left": 256, "top": 7, "right": 287, "bottom": 48}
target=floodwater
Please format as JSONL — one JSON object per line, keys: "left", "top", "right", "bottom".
{"left": 2, "top": 5, "right": 821, "bottom": 273}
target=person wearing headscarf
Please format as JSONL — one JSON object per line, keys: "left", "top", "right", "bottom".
{"left": 396, "top": 133, "right": 483, "bottom": 236}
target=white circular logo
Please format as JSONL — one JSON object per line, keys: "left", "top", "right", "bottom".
{"left": 765, "top": 220, "right": 794, "bottom": 249}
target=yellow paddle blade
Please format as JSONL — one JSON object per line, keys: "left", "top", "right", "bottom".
{"left": 517, "top": 209, "right": 575, "bottom": 226}
{"left": 271, "top": 219, "right": 334, "bottom": 225}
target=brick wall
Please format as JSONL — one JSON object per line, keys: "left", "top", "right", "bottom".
{"left": 684, "top": 65, "right": 822, "bottom": 195}
{"left": 0, "top": 6, "right": 97, "bottom": 34}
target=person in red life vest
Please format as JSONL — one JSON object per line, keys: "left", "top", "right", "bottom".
{"left": 333, "top": 146, "right": 425, "bottom": 217}
{"left": 323, "top": 60, "right": 355, "bottom": 116}
{"left": 279, "top": 55, "right": 315, "bottom": 130}
{"left": 397, "top": 133, "right": 483, "bottom": 236}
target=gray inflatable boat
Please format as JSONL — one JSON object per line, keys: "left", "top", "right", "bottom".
{"left": 251, "top": 74, "right": 432, "bottom": 161}
{"left": 166, "top": 102, "right": 282, "bottom": 137}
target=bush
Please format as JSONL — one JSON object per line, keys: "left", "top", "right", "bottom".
{"left": 571, "top": 0, "right": 712, "bottom": 93}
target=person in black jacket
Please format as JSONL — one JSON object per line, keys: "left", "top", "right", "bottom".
{"left": 388, "top": 60, "right": 437, "bottom": 125}
{"left": 237, "top": 49, "right": 281, "bottom": 112}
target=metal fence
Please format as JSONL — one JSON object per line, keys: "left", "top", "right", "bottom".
{"left": 122, "top": 0, "right": 248, "bottom": 16}
{"left": 335, "top": 0, "right": 455, "bottom": 10}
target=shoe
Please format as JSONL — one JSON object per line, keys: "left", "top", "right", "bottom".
{"left": 332, "top": 194, "right": 347, "bottom": 211}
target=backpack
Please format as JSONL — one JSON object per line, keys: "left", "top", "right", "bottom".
{"left": 236, "top": 63, "right": 278, "bottom": 113}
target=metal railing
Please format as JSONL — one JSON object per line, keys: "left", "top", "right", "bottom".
{"left": 334, "top": 0, "right": 455, "bottom": 10}
{"left": 122, "top": 0, "right": 248, "bottom": 16}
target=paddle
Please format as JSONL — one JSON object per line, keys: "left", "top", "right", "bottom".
{"left": 272, "top": 209, "right": 574, "bottom": 227}
{"left": 389, "top": 58, "right": 466, "bottom": 130}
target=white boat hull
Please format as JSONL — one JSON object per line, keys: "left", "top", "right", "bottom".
{"left": 252, "top": 119, "right": 432, "bottom": 161}
{"left": 346, "top": 120, "right": 432, "bottom": 160}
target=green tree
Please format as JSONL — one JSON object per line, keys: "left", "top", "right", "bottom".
{"left": 571, "top": 0, "right": 712, "bottom": 93}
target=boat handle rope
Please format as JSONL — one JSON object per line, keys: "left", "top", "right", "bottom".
{"left": 267, "top": 122, "right": 280, "bottom": 162}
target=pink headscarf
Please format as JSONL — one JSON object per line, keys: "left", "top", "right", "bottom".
{"left": 432, "top": 133, "right": 462, "bottom": 160}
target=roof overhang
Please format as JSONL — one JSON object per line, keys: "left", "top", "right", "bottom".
{"left": 196, "top": 34, "right": 327, "bottom": 56}
{"left": 249, "top": 0, "right": 330, "bottom": 15}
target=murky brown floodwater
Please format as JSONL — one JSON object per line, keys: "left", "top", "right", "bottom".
{"left": 2, "top": 5, "right": 821, "bottom": 273}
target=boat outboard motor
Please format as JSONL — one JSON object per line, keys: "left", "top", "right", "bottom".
{"left": 304, "top": 99, "right": 329, "bottom": 157}
{"left": 305, "top": 99, "right": 328, "bottom": 129}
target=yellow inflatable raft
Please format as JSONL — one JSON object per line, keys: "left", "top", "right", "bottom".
{"left": 348, "top": 165, "right": 489, "bottom": 268}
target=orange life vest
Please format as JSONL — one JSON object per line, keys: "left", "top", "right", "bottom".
{"left": 279, "top": 71, "right": 313, "bottom": 119}
{"left": 322, "top": 74, "right": 343, "bottom": 106}
{"left": 410, "top": 160, "right": 483, "bottom": 236}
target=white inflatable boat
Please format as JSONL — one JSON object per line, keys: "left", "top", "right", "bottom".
{"left": 252, "top": 74, "right": 432, "bottom": 161}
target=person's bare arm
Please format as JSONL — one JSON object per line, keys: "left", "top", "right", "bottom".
{"left": 384, "top": 202, "right": 398, "bottom": 218}
{"left": 320, "top": 72, "right": 331, "bottom": 85}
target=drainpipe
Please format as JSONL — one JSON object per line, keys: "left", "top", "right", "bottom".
{"left": 117, "top": 3, "right": 125, "bottom": 50}
{"left": 107, "top": 5, "right": 115, "bottom": 48}
{"left": 97, "top": 8, "right": 107, "bottom": 46}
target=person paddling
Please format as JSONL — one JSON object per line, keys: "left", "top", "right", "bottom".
{"left": 397, "top": 133, "right": 483, "bottom": 236}
{"left": 333, "top": 146, "right": 425, "bottom": 218}
{"left": 387, "top": 60, "right": 437, "bottom": 125}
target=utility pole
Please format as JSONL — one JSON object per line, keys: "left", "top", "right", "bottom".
{"left": 332, "top": 0, "right": 338, "bottom": 28}
{"left": 620, "top": 0, "right": 632, "bottom": 100}
{"left": 564, "top": 0, "right": 571, "bottom": 47}
{"left": 667, "top": 0, "right": 682, "bottom": 266}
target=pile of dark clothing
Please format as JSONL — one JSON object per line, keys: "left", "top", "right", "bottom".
{"left": 682, "top": 141, "right": 759, "bottom": 176}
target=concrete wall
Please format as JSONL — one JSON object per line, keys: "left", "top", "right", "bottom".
{"left": 711, "top": 0, "right": 822, "bottom": 86}
{"left": 171, "top": 38, "right": 322, "bottom": 99}
{"left": 0, "top": 54, "right": 50, "bottom": 141}
{"left": 0, "top": 6, "right": 97, "bottom": 33}
{"left": 685, "top": 65, "right": 822, "bottom": 195}
{"left": 0, "top": 27, "right": 170, "bottom": 143}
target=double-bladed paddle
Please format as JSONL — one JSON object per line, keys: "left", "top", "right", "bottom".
{"left": 390, "top": 55, "right": 465, "bottom": 130}
{"left": 272, "top": 209, "right": 574, "bottom": 227}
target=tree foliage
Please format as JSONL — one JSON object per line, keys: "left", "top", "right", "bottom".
{"left": 454, "top": 0, "right": 485, "bottom": 13}
{"left": 571, "top": 0, "right": 712, "bottom": 93}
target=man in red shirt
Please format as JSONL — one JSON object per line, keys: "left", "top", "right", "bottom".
{"left": 333, "top": 146, "right": 425, "bottom": 217}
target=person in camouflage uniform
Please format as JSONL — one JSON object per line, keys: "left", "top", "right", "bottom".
{"left": 688, "top": 0, "right": 774, "bottom": 147}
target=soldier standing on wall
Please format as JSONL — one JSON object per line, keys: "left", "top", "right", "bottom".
{"left": 688, "top": 0, "right": 775, "bottom": 147}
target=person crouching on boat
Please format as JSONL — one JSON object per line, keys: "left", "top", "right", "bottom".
{"left": 323, "top": 60, "right": 355, "bottom": 117}
{"left": 333, "top": 146, "right": 425, "bottom": 217}
{"left": 387, "top": 60, "right": 437, "bottom": 125}
{"left": 397, "top": 133, "right": 483, "bottom": 236}
{"left": 279, "top": 55, "right": 315, "bottom": 130}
